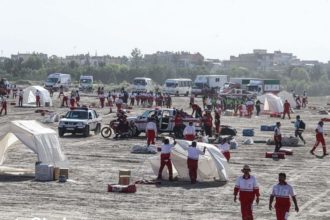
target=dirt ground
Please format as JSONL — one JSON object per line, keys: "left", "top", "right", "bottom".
{"left": 0, "top": 93, "right": 329, "bottom": 220}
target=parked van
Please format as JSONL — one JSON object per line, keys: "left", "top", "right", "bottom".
{"left": 45, "top": 73, "right": 71, "bottom": 91}
{"left": 132, "top": 77, "right": 155, "bottom": 93}
{"left": 79, "top": 75, "right": 93, "bottom": 92}
{"left": 163, "top": 78, "right": 192, "bottom": 96}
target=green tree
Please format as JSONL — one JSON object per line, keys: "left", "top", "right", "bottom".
{"left": 130, "top": 48, "right": 143, "bottom": 69}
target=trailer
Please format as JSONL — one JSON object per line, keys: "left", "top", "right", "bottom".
{"left": 192, "top": 75, "right": 228, "bottom": 96}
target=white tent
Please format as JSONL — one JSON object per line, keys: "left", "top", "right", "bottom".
{"left": 149, "top": 140, "right": 230, "bottom": 182}
{"left": 17, "top": 86, "right": 53, "bottom": 107}
{"left": 0, "top": 120, "right": 66, "bottom": 166}
{"left": 258, "top": 93, "right": 283, "bottom": 114}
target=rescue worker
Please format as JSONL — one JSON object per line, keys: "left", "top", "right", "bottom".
{"left": 294, "top": 115, "right": 306, "bottom": 145}
{"left": 187, "top": 141, "right": 206, "bottom": 184}
{"left": 269, "top": 173, "right": 299, "bottom": 220}
{"left": 157, "top": 138, "right": 175, "bottom": 181}
{"left": 61, "top": 93, "right": 68, "bottom": 107}
{"left": 218, "top": 138, "right": 230, "bottom": 161}
{"left": 282, "top": 100, "right": 291, "bottom": 119}
{"left": 214, "top": 110, "right": 221, "bottom": 135}
{"left": 12, "top": 84, "right": 17, "bottom": 99}
{"left": 18, "top": 89, "right": 24, "bottom": 107}
{"left": 191, "top": 104, "right": 202, "bottom": 118}
{"left": 0, "top": 96, "right": 7, "bottom": 116}
{"left": 35, "top": 89, "right": 41, "bottom": 107}
{"left": 189, "top": 93, "right": 195, "bottom": 108}
{"left": 69, "top": 94, "right": 76, "bottom": 108}
{"left": 165, "top": 94, "right": 172, "bottom": 108}
{"left": 58, "top": 85, "right": 64, "bottom": 98}
{"left": 255, "top": 99, "right": 262, "bottom": 116}
{"left": 274, "top": 122, "right": 282, "bottom": 152}
{"left": 183, "top": 121, "right": 196, "bottom": 141}
{"left": 145, "top": 117, "right": 157, "bottom": 146}
{"left": 234, "top": 164, "right": 260, "bottom": 220}
{"left": 173, "top": 111, "right": 183, "bottom": 138}
{"left": 115, "top": 96, "right": 123, "bottom": 112}
{"left": 107, "top": 92, "right": 113, "bottom": 113}
{"left": 99, "top": 92, "right": 105, "bottom": 108}
{"left": 75, "top": 90, "right": 80, "bottom": 107}
{"left": 202, "top": 111, "right": 213, "bottom": 137}
{"left": 310, "top": 121, "right": 328, "bottom": 156}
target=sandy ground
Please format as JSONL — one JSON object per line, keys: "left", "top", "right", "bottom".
{"left": 0, "top": 93, "right": 329, "bottom": 220}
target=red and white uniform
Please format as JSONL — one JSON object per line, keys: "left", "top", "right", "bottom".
{"left": 315, "top": 125, "right": 325, "bottom": 146}
{"left": 183, "top": 125, "right": 196, "bottom": 141}
{"left": 158, "top": 143, "right": 174, "bottom": 179}
{"left": 35, "top": 90, "right": 41, "bottom": 107}
{"left": 99, "top": 93, "right": 105, "bottom": 108}
{"left": 115, "top": 98, "right": 123, "bottom": 111}
{"left": 271, "top": 183, "right": 295, "bottom": 220}
{"left": 218, "top": 142, "right": 230, "bottom": 161}
{"left": 0, "top": 97, "right": 7, "bottom": 115}
{"left": 283, "top": 102, "right": 291, "bottom": 119}
{"left": 274, "top": 127, "right": 282, "bottom": 142}
{"left": 146, "top": 121, "right": 157, "bottom": 145}
{"left": 234, "top": 175, "right": 260, "bottom": 220}
{"left": 187, "top": 147, "right": 204, "bottom": 183}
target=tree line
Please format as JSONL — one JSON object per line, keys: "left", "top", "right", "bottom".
{"left": 1, "top": 49, "right": 330, "bottom": 96}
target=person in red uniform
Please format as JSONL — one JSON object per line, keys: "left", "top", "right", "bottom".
{"left": 187, "top": 141, "right": 206, "bottom": 184}
{"left": 310, "top": 121, "right": 328, "bottom": 156}
{"left": 183, "top": 121, "right": 196, "bottom": 141}
{"left": 173, "top": 111, "right": 183, "bottom": 137}
{"left": 145, "top": 118, "right": 157, "bottom": 146}
{"left": 269, "top": 173, "right": 299, "bottom": 220}
{"left": 234, "top": 164, "right": 260, "bottom": 220}
{"left": 157, "top": 138, "right": 176, "bottom": 181}
{"left": 218, "top": 138, "right": 230, "bottom": 161}
{"left": 99, "top": 92, "right": 105, "bottom": 108}
{"left": 61, "top": 94, "right": 68, "bottom": 107}
{"left": 75, "top": 90, "right": 80, "bottom": 107}
{"left": 70, "top": 94, "right": 75, "bottom": 108}
{"left": 282, "top": 100, "right": 291, "bottom": 119}
{"left": 191, "top": 104, "right": 202, "bottom": 118}
{"left": 202, "top": 111, "right": 213, "bottom": 137}
{"left": 0, "top": 96, "right": 7, "bottom": 116}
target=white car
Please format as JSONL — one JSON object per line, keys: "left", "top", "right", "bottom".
{"left": 128, "top": 108, "right": 201, "bottom": 137}
{"left": 58, "top": 108, "right": 102, "bottom": 137}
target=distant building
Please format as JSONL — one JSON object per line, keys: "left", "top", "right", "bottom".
{"left": 144, "top": 51, "right": 204, "bottom": 67}
{"left": 64, "top": 54, "right": 128, "bottom": 66}
{"left": 222, "top": 49, "right": 298, "bottom": 71}
{"left": 11, "top": 53, "right": 48, "bottom": 62}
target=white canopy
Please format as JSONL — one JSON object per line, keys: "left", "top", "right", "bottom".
{"left": 258, "top": 93, "right": 284, "bottom": 113}
{"left": 0, "top": 120, "right": 66, "bottom": 166}
{"left": 149, "top": 140, "right": 230, "bottom": 182}
{"left": 17, "top": 86, "right": 53, "bottom": 107}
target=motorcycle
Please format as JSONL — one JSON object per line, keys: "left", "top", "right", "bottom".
{"left": 101, "top": 118, "right": 139, "bottom": 138}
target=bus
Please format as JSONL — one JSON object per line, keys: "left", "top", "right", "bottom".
{"left": 163, "top": 78, "right": 192, "bottom": 96}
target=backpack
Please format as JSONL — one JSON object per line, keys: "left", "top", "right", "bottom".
{"left": 299, "top": 120, "right": 306, "bottom": 130}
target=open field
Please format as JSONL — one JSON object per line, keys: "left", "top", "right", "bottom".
{"left": 0, "top": 94, "right": 329, "bottom": 220}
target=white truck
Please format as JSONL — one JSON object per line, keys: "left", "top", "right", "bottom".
{"left": 58, "top": 107, "right": 102, "bottom": 137}
{"left": 230, "top": 78, "right": 281, "bottom": 94}
{"left": 192, "top": 75, "right": 228, "bottom": 96}
{"left": 79, "top": 75, "right": 93, "bottom": 92}
{"left": 132, "top": 77, "right": 155, "bottom": 93}
{"left": 45, "top": 73, "right": 71, "bottom": 91}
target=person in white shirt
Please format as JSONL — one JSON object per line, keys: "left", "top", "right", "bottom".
{"left": 234, "top": 164, "right": 260, "bottom": 220}
{"left": 183, "top": 122, "right": 196, "bottom": 141}
{"left": 269, "top": 173, "right": 299, "bottom": 220}
{"left": 218, "top": 138, "right": 231, "bottom": 161}
{"left": 35, "top": 90, "right": 41, "bottom": 107}
{"left": 187, "top": 141, "right": 206, "bottom": 184}
{"left": 274, "top": 122, "right": 282, "bottom": 152}
{"left": 157, "top": 138, "right": 176, "bottom": 181}
{"left": 310, "top": 121, "right": 328, "bottom": 156}
{"left": 145, "top": 118, "right": 157, "bottom": 146}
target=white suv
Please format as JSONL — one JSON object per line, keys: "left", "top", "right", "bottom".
{"left": 58, "top": 108, "right": 102, "bottom": 137}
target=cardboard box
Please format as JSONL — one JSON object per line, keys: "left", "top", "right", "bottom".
{"left": 35, "top": 164, "right": 54, "bottom": 181}
{"left": 59, "top": 168, "right": 69, "bottom": 179}
{"left": 53, "top": 167, "right": 60, "bottom": 180}
{"left": 119, "top": 175, "right": 130, "bottom": 185}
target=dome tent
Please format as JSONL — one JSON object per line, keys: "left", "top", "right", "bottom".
{"left": 257, "top": 93, "right": 284, "bottom": 114}
{"left": 149, "top": 140, "right": 230, "bottom": 182}
{"left": 0, "top": 120, "right": 66, "bottom": 166}
{"left": 16, "top": 86, "right": 52, "bottom": 107}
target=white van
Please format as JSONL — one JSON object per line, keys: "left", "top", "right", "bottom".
{"left": 45, "top": 73, "right": 71, "bottom": 91}
{"left": 79, "top": 75, "right": 93, "bottom": 92}
{"left": 163, "top": 78, "right": 192, "bottom": 96}
{"left": 132, "top": 77, "right": 155, "bottom": 93}
{"left": 192, "top": 75, "right": 228, "bottom": 96}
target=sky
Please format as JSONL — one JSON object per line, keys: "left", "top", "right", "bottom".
{"left": 1, "top": 0, "right": 330, "bottom": 62}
